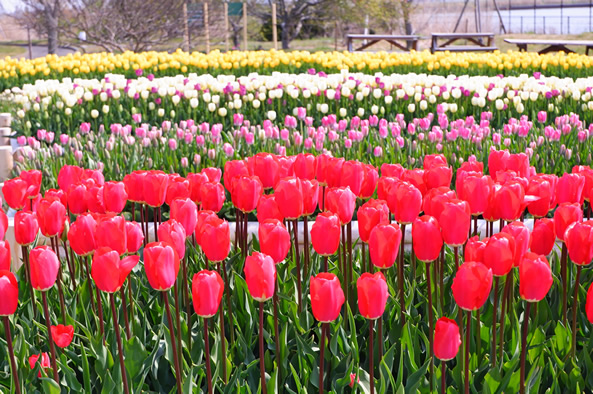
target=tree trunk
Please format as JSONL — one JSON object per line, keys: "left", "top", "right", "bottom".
{"left": 402, "top": 0, "right": 414, "bottom": 49}
{"left": 281, "top": 22, "right": 290, "bottom": 49}
{"left": 46, "top": 9, "right": 59, "bottom": 55}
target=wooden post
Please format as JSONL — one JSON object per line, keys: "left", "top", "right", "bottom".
{"left": 272, "top": 3, "right": 278, "bottom": 50}
{"left": 28, "top": 27, "right": 33, "bottom": 59}
{"left": 183, "top": 2, "right": 190, "bottom": 52}
{"left": 243, "top": 2, "right": 248, "bottom": 50}
{"left": 204, "top": 2, "right": 210, "bottom": 53}
{"left": 224, "top": 2, "right": 230, "bottom": 51}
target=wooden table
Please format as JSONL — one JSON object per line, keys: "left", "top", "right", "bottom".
{"left": 431, "top": 32, "right": 497, "bottom": 53}
{"left": 504, "top": 39, "right": 593, "bottom": 55}
{"left": 346, "top": 34, "right": 420, "bottom": 52}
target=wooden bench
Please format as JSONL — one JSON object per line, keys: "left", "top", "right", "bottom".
{"left": 504, "top": 39, "right": 593, "bottom": 55}
{"left": 346, "top": 34, "right": 420, "bottom": 52}
{"left": 431, "top": 33, "right": 497, "bottom": 53}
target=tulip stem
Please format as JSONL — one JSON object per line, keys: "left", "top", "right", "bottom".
{"left": 163, "top": 291, "right": 183, "bottom": 394}
{"left": 21, "top": 245, "right": 37, "bottom": 318}
{"left": 259, "top": 302, "right": 267, "bottom": 394}
{"left": 217, "top": 280, "right": 228, "bottom": 383}
{"left": 399, "top": 224, "right": 406, "bottom": 325}
{"left": 378, "top": 316, "right": 383, "bottom": 363}
{"left": 82, "top": 254, "right": 96, "bottom": 312}
{"left": 572, "top": 265, "right": 582, "bottom": 357}
{"left": 440, "top": 248, "right": 445, "bottom": 313}
{"left": 234, "top": 209, "right": 239, "bottom": 251}
{"left": 3, "top": 316, "right": 21, "bottom": 394}
{"left": 244, "top": 212, "right": 249, "bottom": 258}
{"left": 476, "top": 308, "right": 481, "bottom": 362}
{"left": 465, "top": 310, "right": 470, "bottom": 394}
{"left": 347, "top": 221, "right": 353, "bottom": 305}
{"left": 110, "top": 294, "right": 130, "bottom": 394}
{"left": 520, "top": 302, "right": 532, "bottom": 394}
{"left": 362, "top": 243, "right": 366, "bottom": 273}
{"left": 42, "top": 291, "right": 59, "bottom": 383}
{"left": 369, "top": 319, "right": 374, "bottom": 394}
{"left": 222, "top": 260, "right": 235, "bottom": 348}
{"left": 561, "top": 243, "right": 568, "bottom": 324}
{"left": 492, "top": 276, "right": 500, "bottom": 367}
{"left": 453, "top": 246, "right": 459, "bottom": 271}
{"left": 323, "top": 256, "right": 328, "bottom": 272}
{"left": 120, "top": 287, "right": 131, "bottom": 339}
{"left": 183, "top": 254, "right": 191, "bottom": 352}
{"left": 498, "top": 274, "right": 512, "bottom": 364}
{"left": 153, "top": 207, "right": 159, "bottom": 242}
{"left": 441, "top": 360, "right": 446, "bottom": 394}
{"left": 51, "top": 237, "right": 67, "bottom": 324}
{"left": 427, "top": 262, "right": 434, "bottom": 392}
{"left": 173, "top": 283, "right": 183, "bottom": 370}
{"left": 319, "top": 323, "right": 327, "bottom": 394}
{"left": 62, "top": 239, "right": 77, "bottom": 291}
{"left": 304, "top": 216, "right": 310, "bottom": 274}
{"left": 203, "top": 318, "right": 213, "bottom": 394}
{"left": 273, "top": 289, "right": 282, "bottom": 383}
{"left": 293, "top": 220, "right": 302, "bottom": 313}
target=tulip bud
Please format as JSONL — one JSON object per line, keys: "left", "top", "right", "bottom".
{"left": 0, "top": 270, "right": 18, "bottom": 316}
{"left": 369, "top": 223, "right": 402, "bottom": 269}
{"left": 144, "top": 242, "right": 180, "bottom": 291}
{"left": 412, "top": 216, "right": 443, "bottom": 262}
{"left": 501, "top": 221, "right": 531, "bottom": 266}
{"left": 143, "top": 171, "right": 169, "bottom": 207}
{"left": 440, "top": 199, "right": 471, "bottom": 246}
{"left": 37, "top": 198, "right": 66, "bottom": 238}
{"left": 29, "top": 246, "right": 60, "bottom": 291}
{"left": 96, "top": 214, "right": 127, "bottom": 255}
{"left": 452, "top": 261, "right": 493, "bottom": 311}
{"left": 325, "top": 186, "right": 356, "bottom": 225}
{"left": 158, "top": 220, "right": 187, "bottom": 260}
{"left": 274, "top": 177, "right": 304, "bottom": 220}
{"left": 200, "top": 182, "right": 226, "bottom": 213}
{"left": 554, "top": 202, "right": 583, "bottom": 242}
{"left": 519, "top": 252, "right": 552, "bottom": 302}
{"left": 50, "top": 324, "right": 74, "bottom": 348}
{"left": 244, "top": 252, "right": 276, "bottom": 302}
{"left": 192, "top": 270, "right": 224, "bottom": 318}
{"left": 565, "top": 221, "right": 593, "bottom": 265}
{"left": 358, "top": 199, "right": 390, "bottom": 244}
{"left": 434, "top": 317, "right": 461, "bottom": 361}
{"left": 357, "top": 272, "right": 388, "bottom": 319}
{"left": 231, "top": 175, "right": 263, "bottom": 213}
{"left": 310, "top": 212, "right": 341, "bottom": 256}
{"left": 256, "top": 194, "right": 284, "bottom": 223}
{"left": 92, "top": 247, "right": 139, "bottom": 293}
{"left": 2, "top": 177, "right": 28, "bottom": 210}
{"left": 199, "top": 217, "right": 231, "bottom": 263}
{"left": 165, "top": 176, "right": 191, "bottom": 206}
{"left": 464, "top": 235, "right": 488, "bottom": 264}
{"left": 14, "top": 211, "right": 39, "bottom": 246}
{"left": 483, "top": 233, "right": 515, "bottom": 276}
{"left": 68, "top": 213, "right": 97, "bottom": 256}
{"left": 125, "top": 221, "right": 144, "bottom": 254}
{"left": 310, "top": 272, "right": 345, "bottom": 322}
{"left": 259, "top": 219, "right": 291, "bottom": 263}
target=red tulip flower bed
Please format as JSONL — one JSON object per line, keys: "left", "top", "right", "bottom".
{"left": 1, "top": 149, "right": 593, "bottom": 393}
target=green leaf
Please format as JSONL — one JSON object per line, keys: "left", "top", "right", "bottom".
{"left": 124, "top": 336, "right": 148, "bottom": 378}
{"left": 81, "top": 344, "right": 92, "bottom": 393}
{"left": 40, "top": 378, "right": 61, "bottom": 394}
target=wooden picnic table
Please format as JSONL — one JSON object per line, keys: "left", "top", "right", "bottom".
{"left": 431, "top": 32, "right": 497, "bottom": 53}
{"left": 346, "top": 34, "right": 420, "bottom": 52}
{"left": 504, "top": 39, "right": 593, "bottom": 55}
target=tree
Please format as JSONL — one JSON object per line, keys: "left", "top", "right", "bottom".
{"left": 20, "top": 0, "right": 61, "bottom": 54}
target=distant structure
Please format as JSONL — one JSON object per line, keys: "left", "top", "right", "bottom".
{"left": 454, "top": 0, "right": 507, "bottom": 33}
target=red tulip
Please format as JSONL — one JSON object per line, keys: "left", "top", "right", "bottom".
{"left": 144, "top": 242, "right": 180, "bottom": 291}
{"left": 0, "top": 270, "right": 18, "bottom": 316}
{"left": 315, "top": 154, "right": 331, "bottom": 186}
{"left": 554, "top": 202, "right": 583, "bottom": 242}
{"left": 495, "top": 181, "right": 525, "bottom": 222}
{"left": 301, "top": 179, "right": 319, "bottom": 216}
{"left": 526, "top": 175, "right": 557, "bottom": 217}
{"left": 310, "top": 212, "right": 341, "bottom": 256}
{"left": 341, "top": 160, "right": 364, "bottom": 196}
{"left": 187, "top": 172, "right": 209, "bottom": 203}
{"left": 45, "top": 189, "right": 67, "bottom": 209}
{"left": 192, "top": 270, "right": 224, "bottom": 318}
{"left": 29, "top": 246, "right": 60, "bottom": 291}
{"left": 85, "top": 185, "right": 105, "bottom": 214}
{"left": 28, "top": 353, "right": 50, "bottom": 377}
{"left": 380, "top": 163, "right": 405, "bottom": 179}
{"left": 68, "top": 213, "right": 97, "bottom": 256}
{"left": 293, "top": 153, "right": 317, "bottom": 180}
{"left": 82, "top": 169, "right": 105, "bottom": 185}
{"left": 14, "top": 210, "right": 39, "bottom": 246}
{"left": 573, "top": 165, "right": 593, "bottom": 202}
{"left": 67, "top": 183, "right": 89, "bottom": 214}
{"left": 231, "top": 175, "right": 263, "bottom": 213}
{"left": 3, "top": 177, "right": 28, "bottom": 210}
{"left": 123, "top": 171, "right": 146, "bottom": 203}
{"left": 517, "top": 252, "right": 552, "bottom": 303}
{"left": 200, "top": 181, "right": 226, "bottom": 212}
{"left": 195, "top": 210, "right": 218, "bottom": 246}
{"left": 482, "top": 184, "right": 501, "bottom": 222}
{"left": 387, "top": 180, "right": 422, "bottom": 224}
{"left": 21, "top": 169, "right": 42, "bottom": 199}
{"left": 377, "top": 176, "right": 398, "bottom": 202}
{"left": 434, "top": 317, "right": 462, "bottom": 361}
{"left": 488, "top": 149, "right": 510, "bottom": 181}
{"left": 412, "top": 215, "right": 443, "bottom": 262}
{"left": 202, "top": 167, "right": 222, "bottom": 183}
{"left": 325, "top": 186, "right": 356, "bottom": 225}
{"left": 92, "top": 247, "right": 139, "bottom": 293}
{"left": 360, "top": 164, "right": 379, "bottom": 199}
{"left": 275, "top": 177, "right": 304, "bottom": 219}
{"left": 422, "top": 187, "right": 456, "bottom": 221}
{"left": 223, "top": 160, "right": 249, "bottom": 195}
{"left": 158, "top": 220, "right": 187, "bottom": 259}
{"left": 586, "top": 283, "right": 593, "bottom": 323}
{"left": 252, "top": 153, "right": 279, "bottom": 189}
{"left": 458, "top": 157, "right": 484, "bottom": 174}
{"left": 565, "top": 221, "right": 593, "bottom": 265}
{"left": 357, "top": 272, "right": 388, "bottom": 319}
{"left": 125, "top": 221, "right": 144, "bottom": 254}
{"left": 199, "top": 217, "right": 231, "bottom": 263}
{"left": 369, "top": 223, "right": 402, "bottom": 269}
{"left": 458, "top": 174, "right": 493, "bottom": 215}
{"left": 310, "top": 272, "right": 345, "bottom": 322}
{"left": 143, "top": 171, "right": 169, "bottom": 207}
{"left": 483, "top": 233, "right": 515, "bottom": 276}
{"left": 506, "top": 152, "right": 530, "bottom": 178}
{"left": 259, "top": 219, "right": 291, "bottom": 263}
{"left": 50, "top": 324, "right": 74, "bottom": 348}
{"left": 501, "top": 221, "right": 531, "bottom": 266}
{"left": 423, "top": 154, "right": 448, "bottom": 170}
{"left": 556, "top": 173, "right": 585, "bottom": 205}
{"left": 96, "top": 214, "right": 126, "bottom": 255}
{"left": 464, "top": 236, "right": 488, "bottom": 264}
{"left": 276, "top": 156, "right": 295, "bottom": 180}
{"left": 358, "top": 199, "right": 390, "bottom": 243}
{"left": 169, "top": 198, "right": 197, "bottom": 238}
{"left": 325, "top": 157, "right": 345, "bottom": 188}
{"left": 256, "top": 194, "right": 284, "bottom": 223}
{"left": 423, "top": 165, "right": 452, "bottom": 190}
{"left": 37, "top": 198, "right": 66, "bottom": 238}
{"left": 103, "top": 181, "right": 128, "bottom": 214}
{"left": 244, "top": 251, "right": 276, "bottom": 302}
{"left": 58, "top": 165, "right": 83, "bottom": 192}
{"left": 165, "top": 176, "right": 190, "bottom": 206}
{"left": 440, "top": 199, "right": 471, "bottom": 246}
{"left": 451, "top": 261, "right": 493, "bottom": 311}
{"left": 403, "top": 169, "right": 427, "bottom": 196}
{"left": 530, "top": 218, "right": 555, "bottom": 255}
{"left": 0, "top": 209, "right": 7, "bottom": 240}
{"left": 0, "top": 241, "right": 10, "bottom": 271}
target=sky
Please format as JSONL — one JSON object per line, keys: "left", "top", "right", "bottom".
{"left": 1, "top": 0, "right": 23, "bottom": 14}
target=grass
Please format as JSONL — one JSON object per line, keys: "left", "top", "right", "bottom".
{"left": 0, "top": 45, "right": 26, "bottom": 58}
